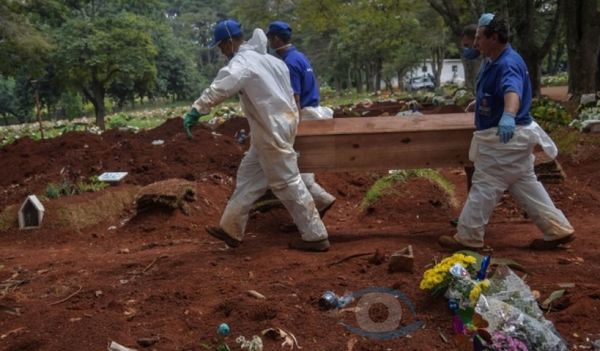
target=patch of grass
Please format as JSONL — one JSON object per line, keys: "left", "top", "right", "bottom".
{"left": 44, "top": 176, "right": 109, "bottom": 200}
{"left": 550, "top": 127, "right": 581, "bottom": 156}
{"left": 361, "top": 169, "right": 456, "bottom": 210}
{"left": 0, "top": 205, "right": 17, "bottom": 231}
{"left": 76, "top": 176, "right": 109, "bottom": 193}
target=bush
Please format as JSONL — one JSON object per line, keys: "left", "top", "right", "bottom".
{"left": 44, "top": 176, "right": 108, "bottom": 199}
{"left": 107, "top": 112, "right": 130, "bottom": 129}
{"left": 530, "top": 98, "right": 572, "bottom": 132}
{"left": 541, "top": 73, "right": 568, "bottom": 87}
{"left": 76, "top": 176, "right": 108, "bottom": 193}
{"left": 57, "top": 93, "right": 84, "bottom": 120}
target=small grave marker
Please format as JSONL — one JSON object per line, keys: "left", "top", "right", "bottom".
{"left": 18, "top": 195, "right": 45, "bottom": 229}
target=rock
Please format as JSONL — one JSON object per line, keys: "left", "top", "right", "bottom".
{"left": 135, "top": 179, "right": 197, "bottom": 215}
{"left": 388, "top": 245, "right": 414, "bottom": 273}
{"left": 137, "top": 336, "right": 159, "bottom": 347}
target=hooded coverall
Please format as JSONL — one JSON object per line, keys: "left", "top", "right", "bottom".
{"left": 456, "top": 46, "right": 574, "bottom": 247}
{"left": 193, "top": 29, "right": 328, "bottom": 243}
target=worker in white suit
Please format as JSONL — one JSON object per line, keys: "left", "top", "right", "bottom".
{"left": 438, "top": 14, "right": 574, "bottom": 250}
{"left": 183, "top": 19, "right": 330, "bottom": 252}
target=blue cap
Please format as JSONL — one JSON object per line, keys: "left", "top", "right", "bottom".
{"left": 209, "top": 19, "right": 242, "bottom": 48}
{"left": 266, "top": 21, "right": 292, "bottom": 40}
{"left": 478, "top": 13, "right": 495, "bottom": 27}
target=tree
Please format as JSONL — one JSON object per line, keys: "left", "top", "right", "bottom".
{"left": 0, "top": 76, "right": 18, "bottom": 125}
{"left": 0, "top": 1, "right": 52, "bottom": 76}
{"left": 561, "top": 0, "right": 600, "bottom": 96}
{"left": 426, "top": 0, "right": 485, "bottom": 92}
{"left": 55, "top": 11, "right": 157, "bottom": 129}
{"left": 506, "top": 0, "right": 561, "bottom": 96}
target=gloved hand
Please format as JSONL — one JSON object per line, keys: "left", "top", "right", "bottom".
{"left": 183, "top": 108, "right": 201, "bottom": 139}
{"left": 497, "top": 111, "right": 516, "bottom": 143}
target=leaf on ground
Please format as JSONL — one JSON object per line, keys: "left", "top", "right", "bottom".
{"left": 541, "top": 289, "right": 565, "bottom": 309}
{"left": 490, "top": 258, "right": 526, "bottom": 272}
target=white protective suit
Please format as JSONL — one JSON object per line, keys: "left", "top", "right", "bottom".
{"left": 193, "top": 29, "right": 327, "bottom": 243}
{"left": 298, "top": 106, "right": 336, "bottom": 212}
{"left": 456, "top": 121, "right": 574, "bottom": 247}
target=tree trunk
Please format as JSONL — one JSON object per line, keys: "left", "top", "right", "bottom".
{"left": 520, "top": 50, "right": 543, "bottom": 96}
{"left": 546, "top": 46, "right": 554, "bottom": 74}
{"left": 563, "top": 0, "right": 600, "bottom": 96}
{"left": 376, "top": 58, "right": 383, "bottom": 91}
{"left": 462, "top": 57, "right": 481, "bottom": 92}
{"left": 355, "top": 67, "right": 363, "bottom": 93}
{"left": 334, "top": 76, "right": 341, "bottom": 95}
{"left": 91, "top": 82, "right": 106, "bottom": 130}
{"left": 431, "top": 47, "right": 444, "bottom": 89}
{"left": 596, "top": 50, "right": 600, "bottom": 91}
{"left": 364, "top": 65, "right": 372, "bottom": 92}
{"left": 553, "top": 41, "right": 564, "bottom": 74}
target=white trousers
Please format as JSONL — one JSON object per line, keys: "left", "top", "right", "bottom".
{"left": 298, "top": 106, "right": 336, "bottom": 211}
{"left": 457, "top": 123, "right": 574, "bottom": 247}
{"left": 300, "top": 173, "right": 336, "bottom": 211}
{"left": 219, "top": 145, "right": 328, "bottom": 242}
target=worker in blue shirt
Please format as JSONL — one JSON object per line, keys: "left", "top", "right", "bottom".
{"left": 266, "top": 20, "right": 336, "bottom": 222}
{"left": 439, "top": 13, "right": 574, "bottom": 250}
{"left": 266, "top": 21, "right": 334, "bottom": 120}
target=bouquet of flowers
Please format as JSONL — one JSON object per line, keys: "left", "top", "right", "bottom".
{"left": 419, "top": 253, "right": 478, "bottom": 296}
{"left": 420, "top": 253, "right": 568, "bottom": 351}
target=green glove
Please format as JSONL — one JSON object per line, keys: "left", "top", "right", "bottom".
{"left": 183, "top": 108, "right": 201, "bottom": 139}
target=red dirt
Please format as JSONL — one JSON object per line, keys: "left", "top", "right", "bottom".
{"left": 1, "top": 114, "right": 600, "bottom": 350}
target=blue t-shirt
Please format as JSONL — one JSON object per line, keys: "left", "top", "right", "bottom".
{"left": 280, "top": 46, "right": 320, "bottom": 108}
{"left": 475, "top": 45, "right": 533, "bottom": 130}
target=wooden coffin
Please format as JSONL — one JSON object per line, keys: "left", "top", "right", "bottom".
{"left": 295, "top": 114, "right": 475, "bottom": 172}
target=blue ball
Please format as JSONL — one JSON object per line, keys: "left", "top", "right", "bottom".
{"left": 217, "top": 323, "right": 230, "bottom": 336}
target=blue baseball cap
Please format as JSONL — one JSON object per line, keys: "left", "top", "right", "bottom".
{"left": 266, "top": 21, "right": 292, "bottom": 40}
{"left": 209, "top": 19, "right": 242, "bottom": 48}
{"left": 478, "top": 13, "right": 495, "bottom": 27}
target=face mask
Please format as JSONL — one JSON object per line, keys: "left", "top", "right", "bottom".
{"left": 270, "top": 43, "right": 292, "bottom": 56}
{"left": 463, "top": 47, "right": 481, "bottom": 60}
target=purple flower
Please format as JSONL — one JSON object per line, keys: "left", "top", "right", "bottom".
{"left": 492, "top": 331, "right": 528, "bottom": 351}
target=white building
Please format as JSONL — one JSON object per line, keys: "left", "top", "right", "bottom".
{"left": 407, "top": 59, "right": 465, "bottom": 85}
{"left": 382, "top": 59, "right": 466, "bottom": 89}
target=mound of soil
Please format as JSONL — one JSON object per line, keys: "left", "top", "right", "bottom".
{"left": 0, "top": 118, "right": 244, "bottom": 209}
{"left": 360, "top": 177, "right": 457, "bottom": 227}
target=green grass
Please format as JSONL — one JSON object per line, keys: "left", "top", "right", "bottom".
{"left": 44, "top": 176, "right": 109, "bottom": 200}
{"left": 361, "top": 169, "right": 456, "bottom": 209}
{"left": 550, "top": 127, "right": 581, "bottom": 156}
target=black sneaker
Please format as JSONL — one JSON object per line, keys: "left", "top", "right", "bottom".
{"left": 288, "top": 238, "right": 330, "bottom": 252}
{"left": 205, "top": 226, "right": 242, "bottom": 248}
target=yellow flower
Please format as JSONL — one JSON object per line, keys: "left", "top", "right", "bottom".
{"left": 420, "top": 253, "right": 478, "bottom": 291}
{"left": 469, "top": 279, "right": 490, "bottom": 304}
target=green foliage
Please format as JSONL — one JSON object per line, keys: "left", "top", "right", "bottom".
{"left": 76, "top": 176, "right": 109, "bottom": 193}
{"left": 44, "top": 176, "right": 109, "bottom": 199}
{"left": 107, "top": 113, "right": 131, "bottom": 129}
{"left": 361, "top": 168, "right": 455, "bottom": 209}
{"left": 541, "top": 73, "right": 568, "bottom": 87}
{"left": 45, "top": 183, "right": 64, "bottom": 199}
{"left": 54, "top": 9, "right": 159, "bottom": 126}
{"left": 530, "top": 98, "right": 572, "bottom": 132}
{"left": 0, "top": 75, "right": 17, "bottom": 123}
{"left": 0, "top": 1, "right": 53, "bottom": 76}
{"left": 56, "top": 93, "right": 84, "bottom": 120}
{"left": 550, "top": 128, "right": 580, "bottom": 155}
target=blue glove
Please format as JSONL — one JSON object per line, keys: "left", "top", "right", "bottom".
{"left": 183, "top": 108, "right": 201, "bottom": 139}
{"left": 497, "top": 112, "right": 516, "bottom": 143}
